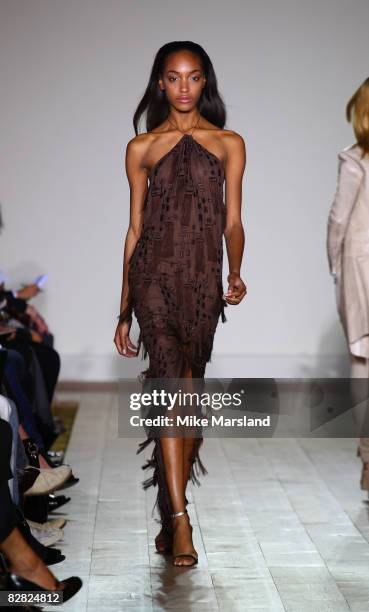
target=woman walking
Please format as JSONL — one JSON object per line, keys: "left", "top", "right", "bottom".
{"left": 114, "top": 41, "right": 246, "bottom": 566}
{"left": 327, "top": 77, "right": 369, "bottom": 491}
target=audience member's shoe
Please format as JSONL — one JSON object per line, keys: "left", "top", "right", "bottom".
{"left": 46, "top": 450, "right": 64, "bottom": 467}
{"left": 57, "top": 473, "right": 80, "bottom": 490}
{"left": 48, "top": 494, "right": 71, "bottom": 512}
{"left": 19, "top": 466, "right": 69, "bottom": 498}
{"left": 42, "top": 550, "right": 65, "bottom": 567}
{"left": 15, "top": 517, "right": 65, "bottom": 566}
{"left": 5, "top": 573, "right": 82, "bottom": 605}
{"left": 27, "top": 518, "right": 67, "bottom": 531}
{"left": 30, "top": 526, "right": 64, "bottom": 547}
{"left": 0, "top": 555, "right": 51, "bottom": 610}
{"left": 23, "top": 438, "right": 79, "bottom": 488}
{"left": 23, "top": 466, "right": 72, "bottom": 497}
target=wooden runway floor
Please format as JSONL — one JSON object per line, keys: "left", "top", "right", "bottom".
{"left": 53, "top": 390, "right": 369, "bottom": 611}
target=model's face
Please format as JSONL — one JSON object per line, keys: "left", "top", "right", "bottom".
{"left": 159, "top": 51, "right": 205, "bottom": 111}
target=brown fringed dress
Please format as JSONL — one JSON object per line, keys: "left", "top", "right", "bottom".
{"left": 120, "top": 132, "right": 228, "bottom": 531}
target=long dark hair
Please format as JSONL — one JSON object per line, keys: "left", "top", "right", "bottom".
{"left": 133, "top": 41, "right": 226, "bottom": 136}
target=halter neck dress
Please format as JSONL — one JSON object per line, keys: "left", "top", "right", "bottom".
{"left": 120, "top": 131, "right": 228, "bottom": 530}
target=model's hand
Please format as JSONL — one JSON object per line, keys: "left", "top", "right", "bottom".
{"left": 223, "top": 273, "right": 247, "bottom": 305}
{"left": 114, "top": 321, "right": 138, "bottom": 357}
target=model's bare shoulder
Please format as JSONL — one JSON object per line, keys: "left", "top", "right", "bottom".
{"left": 220, "top": 130, "right": 246, "bottom": 166}
{"left": 125, "top": 133, "right": 154, "bottom": 173}
{"left": 125, "top": 133, "right": 149, "bottom": 160}
{"left": 221, "top": 129, "right": 246, "bottom": 148}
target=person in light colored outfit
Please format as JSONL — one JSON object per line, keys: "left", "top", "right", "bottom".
{"left": 327, "top": 77, "right": 369, "bottom": 490}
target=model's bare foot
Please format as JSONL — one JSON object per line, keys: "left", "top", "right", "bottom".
{"left": 172, "top": 513, "right": 198, "bottom": 566}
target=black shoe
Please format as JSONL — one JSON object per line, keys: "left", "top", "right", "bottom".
{"left": 46, "top": 450, "right": 64, "bottom": 467}
{"left": 0, "top": 554, "right": 68, "bottom": 607}
{"left": 48, "top": 494, "right": 71, "bottom": 513}
{"left": 57, "top": 474, "right": 80, "bottom": 490}
{"left": 18, "top": 527, "right": 65, "bottom": 566}
{"left": 15, "top": 510, "right": 65, "bottom": 566}
{"left": 23, "top": 494, "right": 49, "bottom": 524}
{"left": 6, "top": 573, "right": 82, "bottom": 605}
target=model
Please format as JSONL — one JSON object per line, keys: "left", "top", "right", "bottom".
{"left": 114, "top": 41, "right": 246, "bottom": 566}
{"left": 327, "top": 76, "right": 369, "bottom": 491}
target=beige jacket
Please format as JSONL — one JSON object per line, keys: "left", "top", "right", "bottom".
{"left": 327, "top": 143, "right": 369, "bottom": 356}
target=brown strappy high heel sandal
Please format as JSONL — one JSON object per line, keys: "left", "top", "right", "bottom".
{"left": 171, "top": 509, "right": 198, "bottom": 567}
{"left": 155, "top": 496, "right": 190, "bottom": 554}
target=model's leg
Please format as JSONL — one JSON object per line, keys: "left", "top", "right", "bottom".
{"left": 155, "top": 363, "right": 199, "bottom": 550}
{"left": 145, "top": 333, "right": 189, "bottom": 553}
{"left": 159, "top": 355, "right": 192, "bottom": 512}
{"left": 159, "top": 355, "right": 198, "bottom": 566}
{"left": 159, "top": 438, "right": 185, "bottom": 514}
{"left": 183, "top": 437, "right": 196, "bottom": 489}
{"left": 154, "top": 360, "right": 200, "bottom": 557}
{"left": 183, "top": 360, "right": 208, "bottom": 494}
{"left": 138, "top": 325, "right": 204, "bottom": 564}
{"left": 350, "top": 355, "right": 369, "bottom": 488}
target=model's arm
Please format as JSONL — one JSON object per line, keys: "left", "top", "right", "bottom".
{"left": 114, "top": 136, "right": 148, "bottom": 356}
{"left": 327, "top": 151, "right": 363, "bottom": 278}
{"left": 223, "top": 132, "right": 247, "bottom": 304}
{"left": 118, "top": 137, "right": 148, "bottom": 318}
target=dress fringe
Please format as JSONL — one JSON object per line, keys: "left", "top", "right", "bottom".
{"left": 136, "top": 435, "right": 208, "bottom": 528}
{"left": 132, "top": 282, "right": 227, "bottom": 529}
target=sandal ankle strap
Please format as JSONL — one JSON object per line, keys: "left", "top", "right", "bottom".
{"left": 171, "top": 509, "right": 188, "bottom": 518}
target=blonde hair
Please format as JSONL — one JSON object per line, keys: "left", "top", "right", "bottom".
{"left": 346, "top": 77, "right": 369, "bottom": 159}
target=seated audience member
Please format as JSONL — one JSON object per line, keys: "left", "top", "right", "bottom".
{"left": 0, "top": 417, "right": 82, "bottom": 603}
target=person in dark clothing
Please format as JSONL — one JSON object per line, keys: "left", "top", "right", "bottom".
{"left": 0, "top": 418, "right": 82, "bottom": 603}
{"left": 0, "top": 418, "right": 17, "bottom": 542}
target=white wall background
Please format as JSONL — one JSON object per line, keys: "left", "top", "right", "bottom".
{"left": 1, "top": 0, "right": 368, "bottom": 380}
